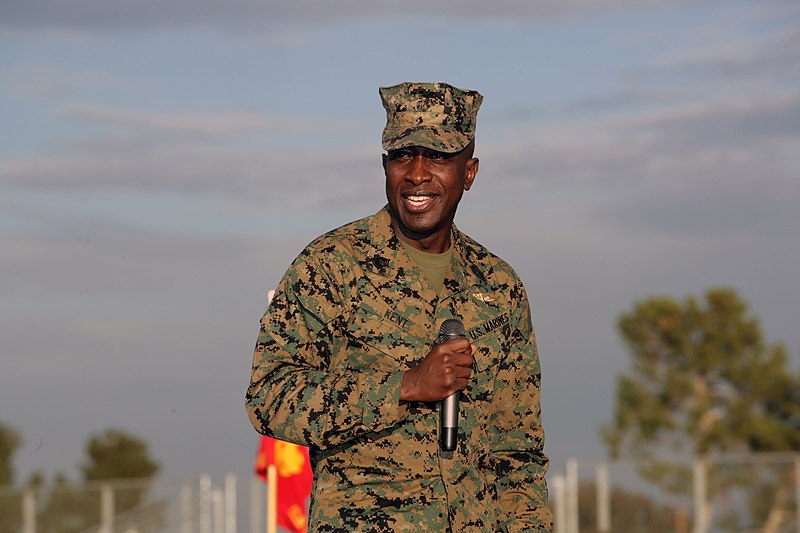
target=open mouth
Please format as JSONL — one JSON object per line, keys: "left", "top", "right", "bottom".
{"left": 403, "top": 193, "right": 437, "bottom": 212}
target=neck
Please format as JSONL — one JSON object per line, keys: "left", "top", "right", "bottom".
{"left": 392, "top": 219, "right": 453, "bottom": 254}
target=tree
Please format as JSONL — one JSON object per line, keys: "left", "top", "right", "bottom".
{"left": 603, "top": 287, "right": 800, "bottom": 531}
{"left": 37, "top": 473, "right": 97, "bottom": 533}
{"left": 81, "top": 428, "right": 161, "bottom": 519}
{"left": 81, "top": 428, "right": 160, "bottom": 482}
{"left": 38, "top": 428, "right": 162, "bottom": 533}
{"left": 574, "top": 481, "right": 679, "bottom": 533}
{"left": 604, "top": 287, "right": 799, "bottom": 456}
{"left": 0, "top": 420, "right": 21, "bottom": 486}
{"left": 0, "top": 421, "right": 22, "bottom": 533}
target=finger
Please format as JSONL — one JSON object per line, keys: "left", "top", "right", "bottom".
{"left": 450, "top": 352, "right": 474, "bottom": 368}
{"left": 453, "top": 377, "right": 470, "bottom": 391}
{"left": 453, "top": 366, "right": 472, "bottom": 379}
{"left": 442, "top": 338, "right": 471, "bottom": 352}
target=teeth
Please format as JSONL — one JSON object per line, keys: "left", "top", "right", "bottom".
{"left": 408, "top": 195, "right": 429, "bottom": 202}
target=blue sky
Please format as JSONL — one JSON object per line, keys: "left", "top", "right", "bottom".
{"left": 1, "top": 0, "right": 799, "bottom": 488}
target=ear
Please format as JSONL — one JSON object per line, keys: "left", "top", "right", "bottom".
{"left": 463, "top": 157, "right": 479, "bottom": 191}
{"left": 381, "top": 153, "right": 388, "bottom": 172}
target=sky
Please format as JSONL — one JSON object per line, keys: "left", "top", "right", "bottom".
{"left": 1, "top": 0, "right": 799, "bottom": 490}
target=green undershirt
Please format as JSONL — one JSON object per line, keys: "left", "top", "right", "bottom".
{"left": 399, "top": 239, "right": 453, "bottom": 295}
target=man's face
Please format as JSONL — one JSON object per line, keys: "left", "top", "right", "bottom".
{"left": 382, "top": 144, "right": 479, "bottom": 250}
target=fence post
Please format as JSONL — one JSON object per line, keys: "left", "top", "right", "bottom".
{"left": 692, "top": 458, "right": 708, "bottom": 533}
{"left": 180, "top": 481, "right": 194, "bottom": 533}
{"left": 212, "top": 489, "right": 224, "bottom": 533}
{"left": 795, "top": 456, "right": 800, "bottom": 533}
{"left": 596, "top": 462, "right": 610, "bottom": 533}
{"left": 225, "top": 474, "right": 236, "bottom": 533}
{"left": 566, "top": 459, "right": 579, "bottom": 533}
{"left": 250, "top": 477, "right": 261, "bottom": 533}
{"left": 199, "top": 474, "right": 212, "bottom": 533}
{"left": 551, "top": 474, "right": 566, "bottom": 533}
{"left": 22, "top": 489, "right": 36, "bottom": 533}
{"left": 99, "top": 484, "right": 114, "bottom": 533}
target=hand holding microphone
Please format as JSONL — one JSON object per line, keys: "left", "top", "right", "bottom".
{"left": 399, "top": 319, "right": 474, "bottom": 451}
{"left": 436, "top": 319, "right": 467, "bottom": 451}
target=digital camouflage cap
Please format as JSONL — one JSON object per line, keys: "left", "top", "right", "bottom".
{"left": 380, "top": 82, "right": 483, "bottom": 154}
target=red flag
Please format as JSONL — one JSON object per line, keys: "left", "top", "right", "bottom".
{"left": 255, "top": 436, "right": 313, "bottom": 533}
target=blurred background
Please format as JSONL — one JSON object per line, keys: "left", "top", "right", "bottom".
{"left": 1, "top": 0, "right": 798, "bottom": 531}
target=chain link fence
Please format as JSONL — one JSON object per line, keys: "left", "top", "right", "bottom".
{"left": 0, "top": 474, "right": 273, "bottom": 533}
{"left": 5, "top": 454, "right": 799, "bottom": 533}
{"left": 550, "top": 453, "right": 800, "bottom": 533}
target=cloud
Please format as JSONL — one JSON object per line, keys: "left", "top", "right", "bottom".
{"left": 58, "top": 103, "right": 363, "bottom": 139}
{"left": 656, "top": 15, "right": 800, "bottom": 80}
{"left": 61, "top": 105, "right": 292, "bottom": 136}
{"left": 3, "top": 89, "right": 797, "bottom": 242}
{"left": 0, "top": 0, "right": 698, "bottom": 33}
{"left": 0, "top": 142, "right": 382, "bottom": 210}
{"left": 471, "top": 90, "right": 800, "bottom": 247}
{"left": 0, "top": 101, "right": 380, "bottom": 211}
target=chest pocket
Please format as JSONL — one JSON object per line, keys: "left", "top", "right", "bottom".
{"left": 343, "top": 303, "right": 426, "bottom": 372}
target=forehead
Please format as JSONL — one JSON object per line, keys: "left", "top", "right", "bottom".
{"left": 388, "top": 146, "right": 450, "bottom": 157}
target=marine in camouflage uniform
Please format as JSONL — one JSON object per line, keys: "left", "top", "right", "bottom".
{"left": 246, "top": 82, "right": 552, "bottom": 532}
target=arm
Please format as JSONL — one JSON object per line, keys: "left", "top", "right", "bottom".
{"left": 245, "top": 252, "right": 410, "bottom": 449}
{"left": 489, "top": 280, "right": 553, "bottom": 532}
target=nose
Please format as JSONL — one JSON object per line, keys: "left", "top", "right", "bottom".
{"left": 407, "top": 156, "right": 432, "bottom": 185}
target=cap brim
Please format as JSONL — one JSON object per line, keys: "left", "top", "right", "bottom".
{"left": 382, "top": 125, "right": 471, "bottom": 153}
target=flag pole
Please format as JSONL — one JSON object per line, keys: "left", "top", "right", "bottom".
{"left": 265, "top": 292, "right": 278, "bottom": 533}
{"left": 267, "top": 465, "right": 277, "bottom": 533}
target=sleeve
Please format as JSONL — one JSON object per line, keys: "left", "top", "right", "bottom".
{"left": 488, "top": 278, "right": 553, "bottom": 532}
{"left": 245, "top": 250, "right": 410, "bottom": 450}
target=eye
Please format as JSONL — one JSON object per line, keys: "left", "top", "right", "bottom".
{"left": 388, "top": 149, "right": 413, "bottom": 161}
{"left": 427, "top": 150, "right": 452, "bottom": 162}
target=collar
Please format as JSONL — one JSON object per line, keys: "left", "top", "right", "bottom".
{"left": 355, "top": 206, "right": 489, "bottom": 303}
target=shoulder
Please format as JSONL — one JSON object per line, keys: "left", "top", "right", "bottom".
{"left": 271, "top": 214, "right": 378, "bottom": 324}
{"left": 285, "top": 212, "right": 378, "bottom": 278}
{"left": 298, "top": 215, "right": 375, "bottom": 260}
{"left": 457, "top": 229, "right": 522, "bottom": 285}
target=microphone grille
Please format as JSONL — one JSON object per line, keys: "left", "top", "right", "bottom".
{"left": 438, "top": 318, "right": 466, "bottom": 341}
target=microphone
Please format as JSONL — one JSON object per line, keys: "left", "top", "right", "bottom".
{"left": 437, "top": 318, "right": 466, "bottom": 452}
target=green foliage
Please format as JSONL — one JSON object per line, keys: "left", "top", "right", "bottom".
{"left": 37, "top": 474, "right": 98, "bottom": 533}
{"left": 36, "top": 429, "right": 162, "bottom": 533}
{"left": 0, "top": 421, "right": 21, "bottom": 486}
{"left": 575, "top": 481, "right": 678, "bottom": 533}
{"left": 602, "top": 287, "right": 800, "bottom": 531}
{"left": 0, "top": 425, "right": 163, "bottom": 533}
{"left": 0, "top": 421, "right": 22, "bottom": 533}
{"left": 603, "top": 287, "right": 800, "bottom": 458}
{"left": 81, "top": 428, "right": 160, "bottom": 481}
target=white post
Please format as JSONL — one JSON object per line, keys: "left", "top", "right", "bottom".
{"left": 596, "top": 462, "right": 610, "bottom": 533}
{"left": 180, "top": 482, "right": 194, "bottom": 533}
{"left": 212, "top": 490, "right": 224, "bottom": 533}
{"left": 250, "top": 477, "right": 261, "bottom": 533}
{"left": 22, "top": 489, "right": 37, "bottom": 533}
{"left": 199, "top": 474, "right": 212, "bottom": 533}
{"left": 795, "top": 457, "right": 800, "bottom": 533}
{"left": 267, "top": 465, "right": 277, "bottom": 533}
{"left": 224, "top": 474, "right": 236, "bottom": 533}
{"left": 692, "top": 458, "right": 708, "bottom": 533}
{"left": 551, "top": 475, "right": 566, "bottom": 533}
{"left": 100, "top": 484, "right": 114, "bottom": 533}
{"left": 566, "top": 459, "right": 579, "bottom": 533}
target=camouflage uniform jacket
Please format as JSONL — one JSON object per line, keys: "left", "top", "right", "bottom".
{"left": 246, "top": 206, "right": 552, "bottom": 532}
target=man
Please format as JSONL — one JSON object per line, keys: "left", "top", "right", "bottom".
{"left": 246, "top": 82, "right": 552, "bottom": 532}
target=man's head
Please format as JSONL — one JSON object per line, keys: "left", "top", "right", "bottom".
{"left": 380, "top": 82, "right": 482, "bottom": 251}
{"left": 380, "top": 82, "right": 483, "bottom": 154}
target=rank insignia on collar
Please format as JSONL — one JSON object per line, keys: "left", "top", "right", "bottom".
{"left": 472, "top": 292, "right": 495, "bottom": 303}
